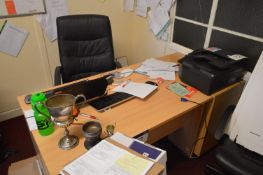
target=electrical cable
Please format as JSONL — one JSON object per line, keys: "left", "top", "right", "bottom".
{"left": 180, "top": 97, "right": 209, "bottom": 158}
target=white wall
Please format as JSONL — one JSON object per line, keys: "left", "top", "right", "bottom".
{"left": 0, "top": 16, "right": 52, "bottom": 121}
{"left": 0, "top": 0, "right": 176, "bottom": 121}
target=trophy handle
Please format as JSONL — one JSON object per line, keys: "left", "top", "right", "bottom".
{"left": 75, "top": 94, "right": 86, "bottom": 106}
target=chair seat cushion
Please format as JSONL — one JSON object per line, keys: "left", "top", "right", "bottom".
{"left": 215, "top": 138, "right": 263, "bottom": 175}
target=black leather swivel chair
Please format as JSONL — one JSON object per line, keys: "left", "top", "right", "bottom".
{"left": 205, "top": 106, "right": 263, "bottom": 175}
{"left": 54, "top": 15, "right": 118, "bottom": 85}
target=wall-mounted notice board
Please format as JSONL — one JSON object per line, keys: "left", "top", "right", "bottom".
{"left": 0, "top": 0, "right": 46, "bottom": 18}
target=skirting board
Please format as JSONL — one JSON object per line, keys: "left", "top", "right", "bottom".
{"left": 0, "top": 108, "right": 23, "bottom": 122}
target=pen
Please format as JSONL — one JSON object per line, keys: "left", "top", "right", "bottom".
{"left": 0, "top": 20, "right": 7, "bottom": 34}
{"left": 79, "top": 113, "right": 98, "bottom": 120}
{"left": 122, "top": 80, "right": 130, "bottom": 88}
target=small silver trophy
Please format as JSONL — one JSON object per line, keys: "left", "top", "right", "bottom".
{"left": 45, "top": 94, "right": 86, "bottom": 150}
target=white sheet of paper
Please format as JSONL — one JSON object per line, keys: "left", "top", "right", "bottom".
{"left": 111, "top": 132, "right": 134, "bottom": 147}
{"left": 159, "top": 0, "right": 174, "bottom": 12}
{"left": 13, "top": 0, "right": 45, "bottom": 14}
{"left": 143, "top": 58, "right": 177, "bottom": 70}
{"left": 63, "top": 140, "right": 154, "bottom": 175}
{"left": 148, "top": 5, "right": 170, "bottom": 36}
{"left": 37, "top": 0, "right": 68, "bottom": 41}
{"left": 136, "top": 58, "right": 178, "bottom": 73}
{"left": 123, "top": 0, "right": 134, "bottom": 11}
{"left": 113, "top": 81, "right": 157, "bottom": 99}
{"left": 0, "top": 22, "right": 28, "bottom": 57}
{"left": 147, "top": 0, "right": 160, "bottom": 10}
{"left": 147, "top": 70, "right": 175, "bottom": 80}
{"left": 135, "top": 0, "right": 148, "bottom": 17}
{"left": 24, "top": 109, "right": 38, "bottom": 131}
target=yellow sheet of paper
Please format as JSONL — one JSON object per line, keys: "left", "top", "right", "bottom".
{"left": 116, "top": 154, "right": 153, "bottom": 175}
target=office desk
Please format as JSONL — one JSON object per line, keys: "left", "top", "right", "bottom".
{"left": 17, "top": 53, "right": 242, "bottom": 174}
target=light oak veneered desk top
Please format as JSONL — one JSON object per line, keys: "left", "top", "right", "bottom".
{"left": 17, "top": 53, "right": 211, "bottom": 175}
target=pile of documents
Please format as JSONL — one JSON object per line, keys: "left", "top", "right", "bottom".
{"left": 61, "top": 139, "right": 155, "bottom": 175}
{"left": 135, "top": 58, "right": 179, "bottom": 80}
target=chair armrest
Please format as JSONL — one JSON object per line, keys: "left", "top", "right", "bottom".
{"left": 54, "top": 66, "right": 62, "bottom": 86}
{"left": 214, "top": 105, "right": 236, "bottom": 140}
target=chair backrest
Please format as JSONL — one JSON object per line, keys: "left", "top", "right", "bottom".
{"left": 56, "top": 14, "right": 116, "bottom": 83}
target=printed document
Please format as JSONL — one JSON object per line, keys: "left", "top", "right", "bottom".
{"left": 0, "top": 22, "right": 28, "bottom": 57}
{"left": 62, "top": 140, "right": 154, "bottom": 175}
{"left": 37, "top": 0, "right": 68, "bottom": 41}
{"left": 13, "top": 0, "right": 45, "bottom": 14}
{"left": 123, "top": 0, "right": 134, "bottom": 11}
{"left": 147, "top": 70, "right": 175, "bottom": 80}
{"left": 148, "top": 5, "right": 170, "bottom": 36}
{"left": 135, "top": 0, "right": 148, "bottom": 17}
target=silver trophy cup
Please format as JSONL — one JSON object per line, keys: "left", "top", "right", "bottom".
{"left": 45, "top": 94, "right": 86, "bottom": 150}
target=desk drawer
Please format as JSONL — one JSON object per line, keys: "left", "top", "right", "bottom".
{"left": 148, "top": 106, "right": 204, "bottom": 157}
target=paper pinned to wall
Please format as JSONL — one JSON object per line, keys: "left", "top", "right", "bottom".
{"left": 123, "top": 0, "right": 134, "bottom": 11}
{"left": 148, "top": 3, "right": 170, "bottom": 37}
{"left": 0, "top": 22, "right": 28, "bottom": 57}
{"left": 37, "top": 0, "right": 68, "bottom": 41}
{"left": 147, "top": 0, "right": 160, "bottom": 10}
{"left": 159, "top": 0, "right": 174, "bottom": 12}
{"left": 0, "top": 0, "right": 45, "bottom": 17}
{"left": 135, "top": 0, "right": 148, "bottom": 17}
{"left": 124, "top": 0, "right": 175, "bottom": 40}
{"left": 0, "top": 1, "right": 8, "bottom": 15}
{"left": 12, "top": 0, "right": 45, "bottom": 14}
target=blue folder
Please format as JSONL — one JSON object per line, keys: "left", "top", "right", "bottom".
{"left": 129, "top": 141, "right": 162, "bottom": 160}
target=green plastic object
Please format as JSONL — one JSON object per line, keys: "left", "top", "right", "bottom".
{"left": 31, "top": 92, "right": 54, "bottom": 136}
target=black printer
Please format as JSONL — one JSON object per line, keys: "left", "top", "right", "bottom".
{"left": 179, "top": 48, "right": 247, "bottom": 95}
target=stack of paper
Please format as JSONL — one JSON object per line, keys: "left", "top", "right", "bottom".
{"left": 61, "top": 140, "right": 154, "bottom": 175}
{"left": 135, "top": 58, "right": 178, "bottom": 80}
